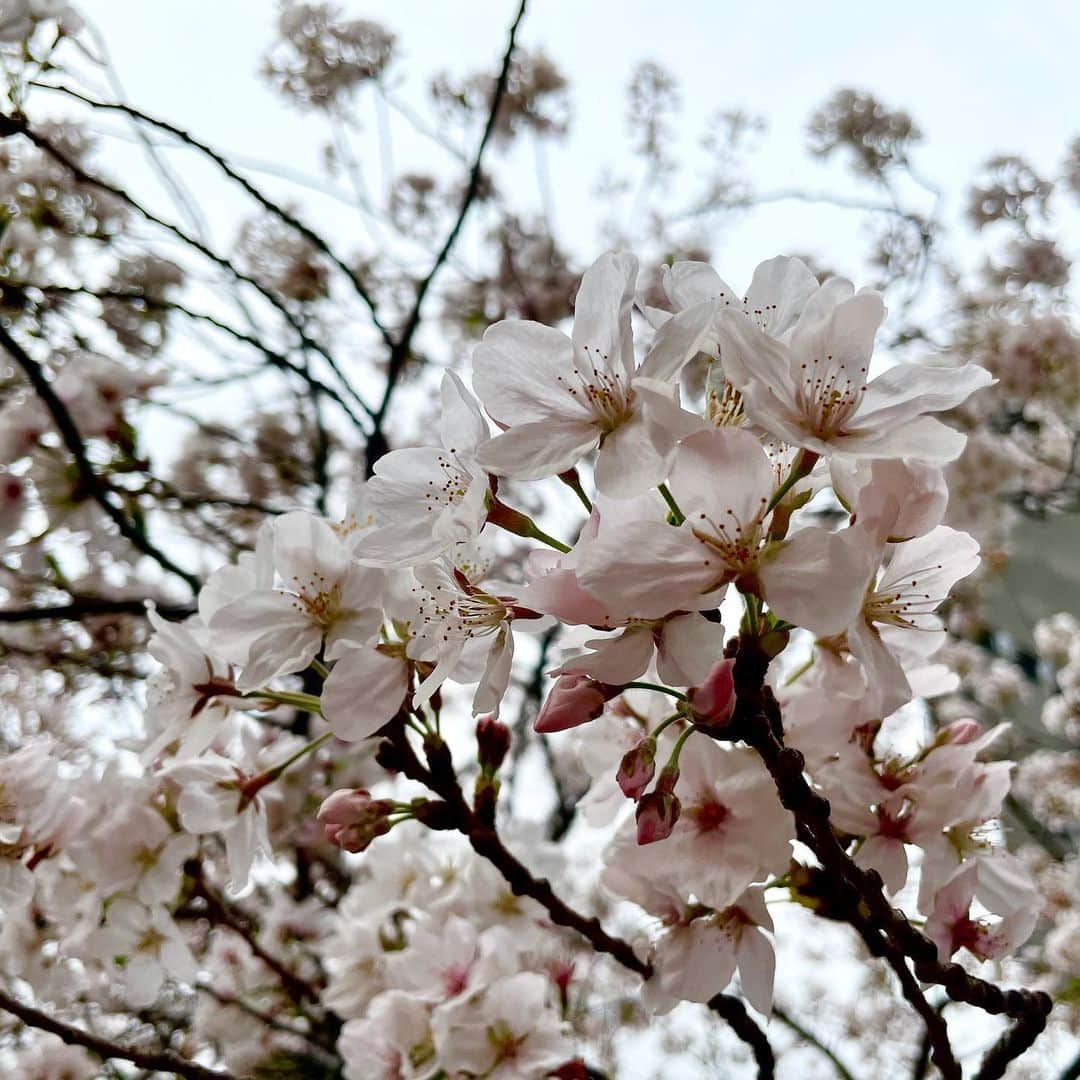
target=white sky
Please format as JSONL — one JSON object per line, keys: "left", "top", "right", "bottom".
{"left": 69, "top": 0, "right": 1079, "bottom": 293}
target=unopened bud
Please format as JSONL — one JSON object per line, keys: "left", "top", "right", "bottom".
{"left": 939, "top": 719, "right": 982, "bottom": 745}
{"left": 534, "top": 674, "right": 610, "bottom": 733}
{"left": 616, "top": 737, "right": 657, "bottom": 800}
{"left": 476, "top": 714, "right": 511, "bottom": 774}
{"left": 635, "top": 790, "right": 681, "bottom": 845}
{"left": 687, "top": 658, "right": 737, "bottom": 729}
{"left": 317, "top": 788, "right": 395, "bottom": 852}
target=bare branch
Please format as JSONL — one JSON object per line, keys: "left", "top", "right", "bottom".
{"left": 368, "top": 0, "right": 529, "bottom": 461}
{"left": 34, "top": 80, "right": 395, "bottom": 350}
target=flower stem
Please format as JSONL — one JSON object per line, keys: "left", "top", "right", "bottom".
{"left": 241, "top": 730, "right": 334, "bottom": 804}
{"left": 650, "top": 712, "right": 685, "bottom": 739}
{"left": 487, "top": 496, "right": 571, "bottom": 552}
{"left": 766, "top": 448, "right": 820, "bottom": 513}
{"left": 621, "top": 681, "right": 688, "bottom": 703}
{"left": 245, "top": 689, "right": 323, "bottom": 713}
{"left": 658, "top": 482, "right": 685, "bottom": 525}
{"left": 265, "top": 730, "right": 333, "bottom": 779}
{"left": 558, "top": 468, "right": 593, "bottom": 512}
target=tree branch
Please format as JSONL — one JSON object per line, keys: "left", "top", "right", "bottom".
{"left": 773, "top": 1004, "right": 857, "bottom": 1080}
{"left": 378, "top": 722, "right": 776, "bottom": 1079}
{"left": 0, "top": 112, "right": 374, "bottom": 423}
{"left": 368, "top": 0, "right": 528, "bottom": 462}
{"left": 0, "top": 597, "right": 195, "bottom": 623}
{"left": 0, "top": 986, "right": 234, "bottom": 1080}
{"left": 0, "top": 320, "right": 200, "bottom": 592}
{"left": 722, "top": 633, "right": 1053, "bottom": 1080}
{"left": 35, "top": 80, "right": 395, "bottom": 351}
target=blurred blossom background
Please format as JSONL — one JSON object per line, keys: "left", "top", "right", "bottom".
{"left": 0, "top": 1, "right": 1077, "bottom": 1077}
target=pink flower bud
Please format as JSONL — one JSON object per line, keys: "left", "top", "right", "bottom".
{"left": 616, "top": 737, "right": 657, "bottom": 800}
{"left": 317, "top": 788, "right": 375, "bottom": 826}
{"left": 940, "top": 719, "right": 982, "bottom": 745}
{"left": 635, "top": 790, "right": 681, "bottom": 845}
{"left": 688, "top": 658, "right": 737, "bottom": 729}
{"left": 534, "top": 674, "right": 607, "bottom": 733}
{"left": 317, "top": 788, "right": 395, "bottom": 852}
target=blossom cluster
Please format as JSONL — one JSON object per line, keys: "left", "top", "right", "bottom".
{"left": 2, "top": 244, "right": 1051, "bottom": 1076}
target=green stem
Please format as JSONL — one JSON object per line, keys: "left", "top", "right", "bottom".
{"left": 658, "top": 482, "right": 686, "bottom": 525}
{"left": 666, "top": 723, "right": 697, "bottom": 766}
{"left": 622, "top": 681, "right": 688, "bottom": 703}
{"left": 264, "top": 730, "right": 333, "bottom": 780}
{"left": 245, "top": 689, "right": 323, "bottom": 713}
{"left": 766, "top": 448, "right": 820, "bottom": 512}
{"left": 558, "top": 469, "right": 593, "bottom": 512}
{"left": 782, "top": 655, "right": 815, "bottom": 687}
{"left": 527, "top": 523, "right": 572, "bottom": 553}
{"left": 650, "top": 712, "right": 684, "bottom": 740}
{"left": 309, "top": 658, "right": 329, "bottom": 679}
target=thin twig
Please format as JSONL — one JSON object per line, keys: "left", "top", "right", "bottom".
{"left": 773, "top": 1005, "right": 857, "bottom": 1080}
{"left": 368, "top": 0, "right": 528, "bottom": 461}
{"left": 34, "top": 81, "right": 394, "bottom": 350}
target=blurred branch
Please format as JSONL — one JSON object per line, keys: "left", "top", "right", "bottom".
{"left": 0, "top": 320, "right": 200, "bottom": 592}
{"left": 0, "top": 597, "right": 195, "bottom": 623}
{"left": 0, "top": 111, "right": 373, "bottom": 424}
{"left": 14, "top": 283, "right": 371, "bottom": 433}
{"left": 773, "top": 1004, "right": 858, "bottom": 1080}
{"left": 34, "top": 80, "right": 395, "bottom": 350}
{"left": 0, "top": 986, "right": 233, "bottom": 1080}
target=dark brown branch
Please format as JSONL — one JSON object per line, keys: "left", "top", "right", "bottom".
{"left": 0, "top": 597, "right": 195, "bottom": 623}
{"left": 722, "top": 633, "right": 1053, "bottom": 1080}
{"left": 378, "top": 723, "right": 775, "bottom": 1078}
{"left": 0, "top": 320, "right": 200, "bottom": 592}
{"left": 368, "top": 0, "right": 528, "bottom": 461}
{"left": 35, "top": 81, "right": 395, "bottom": 351}
{"left": 0, "top": 986, "right": 233, "bottom": 1080}
{"left": 184, "top": 867, "right": 322, "bottom": 1009}
{"left": 708, "top": 994, "right": 775, "bottom": 1078}
{"left": 380, "top": 725, "right": 647, "bottom": 977}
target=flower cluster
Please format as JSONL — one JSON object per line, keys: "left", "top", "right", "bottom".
{"left": 49, "top": 248, "right": 1042, "bottom": 1064}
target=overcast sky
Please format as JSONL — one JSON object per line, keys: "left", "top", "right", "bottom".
{"left": 69, "top": 0, "right": 1078, "bottom": 292}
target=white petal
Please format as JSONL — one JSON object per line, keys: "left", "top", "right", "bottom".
{"left": 594, "top": 411, "right": 674, "bottom": 498}
{"left": 760, "top": 526, "right": 877, "bottom": 637}
{"left": 557, "top": 626, "right": 655, "bottom": 684}
{"left": 322, "top": 646, "right": 409, "bottom": 740}
{"left": 744, "top": 255, "right": 820, "bottom": 338}
{"left": 476, "top": 419, "right": 599, "bottom": 480}
{"left": 577, "top": 521, "right": 717, "bottom": 619}
{"left": 736, "top": 928, "right": 776, "bottom": 1016}
{"left": 657, "top": 613, "right": 726, "bottom": 686}
{"left": 472, "top": 321, "right": 581, "bottom": 424}
{"left": 638, "top": 301, "right": 717, "bottom": 381}
{"left": 572, "top": 251, "right": 638, "bottom": 380}
{"left": 439, "top": 370, "right": 489, "bottom": 452}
